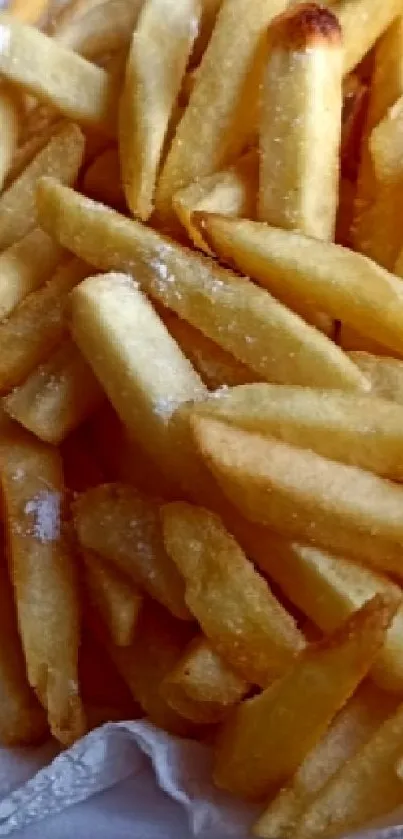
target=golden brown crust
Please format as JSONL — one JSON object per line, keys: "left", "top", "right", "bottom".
{"left": 268, "top": 3, "right": 342, "bottom": 51}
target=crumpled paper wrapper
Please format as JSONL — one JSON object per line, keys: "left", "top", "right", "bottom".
{"left": 0, "top": 720, "right": 402, "bottom": 838}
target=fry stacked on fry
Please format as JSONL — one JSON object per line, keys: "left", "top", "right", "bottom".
{"left": 2, "top": 0, "right": 403, "bottom": 835}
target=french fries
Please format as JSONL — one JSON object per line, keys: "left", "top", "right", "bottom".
{"left": 37, "top": 180, "right": 367, "bottom": 390}
{"left": 0, "top": 14, "right": 118, "bottom": 135}
{"left": 53, "top": 0, "right": 143, "bottom": 60}
{"left": 365, "top": 14, "right": 403, "bottom": 130}
{"left": 214, "top": 597, "right": 395, "bottom": 799}
{"left": 258, "top": 5, "right": 342, "bottom": 241}
{"left": 0, "top": 85, "right": 21, "bottom": 192}
{"left": 9, "top": 0, "right": 49, "bottom": 24}
{"left": 0, "top": 228, "right": 64, "bottom": 320}
{"left": 197, "top": 213, "right": 403, "bottom": 358}
{"left": 193, "top": 415, "right": 403, "bottom": 579}
{"left": 349, "top": 351, "right": 403, "bottom": 403}
{"left": 74, "top": 483, "right": 191, "bottom": 621}
{"left": 82, "top": 549, "right": 142, "bottom": 647}
{"left": 334, "top": 0, "right": 402, "bottom": 74}
{"left": 0, "top": 420, "right": 85, "bottom": 745}
{"left": 119, "top": 0, "right": 201, "bottom": 221}
{"left": 162, "top": 502, "right": 304, "bottom": 685}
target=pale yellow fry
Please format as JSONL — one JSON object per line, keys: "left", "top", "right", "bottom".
{"left": 0, "top": 14, "right": 117, "bottom": 135}
{"left": 54, "top": 0, "right": 143, "bottom": 60}
{"left": 0, "top": 228, "right": 64, "bottom": 320}
{"left": 366, "top": 15, "right": 403, "bottom": 130}
{"left": 214, "top": 597, "right": 394, "bottom": 799}
{"left": 193, "top": 416, "right": 403, "bottom": 579}
{"left": 4, "top": 119, "right": 61, "bottom": 191}
{"left": 0, "top": 122, "right": 84, "bottom": 252}
{"left": 294, "top": 702, "right": 403, "bottom": 838}
{"left": 9, "top": 0, "right": 49, "bottom": 24}
{"left": 162, "top": 636, "right": 248, "bottom": 725}
{"left": 198, "top": 213, "right": 403, "bottom": 358}
{"left": 0, "top": 258, "right": 89, "bottom": 394}
{"left": 349, "top": 351, "right": 403, "bottom": 402}
{"left": 334, "top": 0, "right": 402, "bottom": 74}
{"left": 0, "top": 85, "right": 20, "bottom": 194}
{"left": 4, "top": 339, "right": 104, "bottom": 445}
{"left": 82, "top": 550, "right": 142, "bottom": 647}
{"left": 249, "top": 536, "right": 403, "bottom": 693}
{"left": 83, "top": 148, "right": 125, "bottom": 209}
{"left": 0, "top": 421, "right": 85, "bottom": 745}
{"left": 119, "top": 0, "right": 201, "bottom": 221}
{"left": 162, "top": 502, "right": 304, "bottom": 685}
{"left": 70, "top": 273, "right": 206, "bottom": 488}
{"left": 155, "top": 0, "right": 290, "bottom": 220}
{"left": 258, "top": 5, "right": 342, "bottom": 241}
{"left": 193, "top": 383, "right": 403, "bottom": 480}
{"left": 37, "top": 179, "right": 367, "bottom": 391}
{"left": 254, "top": 683, "right": 397, "bottom": 839}
{"left": 370, "top": 97, "right": 403, "bottom": 184}
{"left": 74, "top": 483, "right": 191, "bottom": 621}
{"left": 173, "top": 150, "right": 258, "bottom": 253}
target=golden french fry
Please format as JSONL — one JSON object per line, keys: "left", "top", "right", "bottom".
{"left": 69, "top": 273, "right": 206, "bottom": 489}
{"left": 334, "top": 0, "right": 402, "bottom": 74}
{"left": 0, "top": 13, "right": 118, "bottom": 135}
{"left": 0, "top": 121, "right": 84, "bottom": 251}
{"left": 119, "top": 0, "right": 201, "bottom": 221}
{"left": 37, "top": 179, "right": 367, "bottom": 391}
{"left": 53, "top": 0, "right": 143, "bottom": 60}
{"left": 173, "top": 150, "right": 258, "bottom": 253}
{"left": 4, "top": 339, "right": 104, "bottom": 444}
{"left": 258, "top": 5, "right": 342, "bottom": 241}
{"left": 82, "top": 549, "right": 142, "bottom": 647}
{"left": 82, "top": 148, "right": 125, "bottom": 210}
{"left": 162, "top": 636, "right": 248, "bottom": 724}
{"left": 155, "top": 0, "right": 290, "bottom": 220}
{"left": 254, "top": 682, "right": 397, "bottom": 839}
{"left": 0, "top": 420, "right": 85, "bottom": 745}
{"left": 294, "top": 701, "right": 403, "bottom": 838}
{"left": 74, "top": 483, "right": 191, "bottom": 621}
{"left": 349, "top": 351, "right": 403, "bottom": 402}
{"left": 0, "top": 257, "right": 89, "bottom": 394}
{"left": 214, "top": 597, "right": 395, "bottom": 799}
{"left": 192, "top": 415, "right": 403, "bottom": 579}
{"left": 197, "top": 213, "right": 403, "bottom": 358}
{"left": 192, "top": 383, "right": 403, "bottom": 480}
{"left": 162, "top": 502, "right": 304, "bottom": 685}
{"left": 0, "top": 85, "right": 21, "bottom": 193}
{"left": 0, "top": 228, "right": 64, "bottom": 321}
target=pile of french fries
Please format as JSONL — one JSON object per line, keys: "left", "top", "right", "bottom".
{"left": 4, "top": 0, "right": 403, "bottom": 834}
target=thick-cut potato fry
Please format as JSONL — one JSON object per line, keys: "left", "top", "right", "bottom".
{"left": 99, "top": 599, "right": 195, "bottom": 736}
{"left": 0, "top": 85, "right": 20, "bottom": 193}
{"left": 70, "top": 273, "right": 206, "bottom": 489}
{"left": 0, "top": 14, "right": 118, "bottom": 135}
{"left": 173, "top": 150, "right": 258, "bottom": 253}
{"left": 294, "top": 702, "right": 403, "bottom": 838}
{"left": 198, "top": 213, "right": 403, "bottom": 358}
{"left": 162, "top": 502, "right": 304, "bottom": 685}
{"left": 214, "top": 597, "right": 395, "bottom": 799}
{"left": 334, "top": 0, "right": 402, "bottom": 74}
{"left": 0, "top": 228, "right": 64, "bottom": 321}
{"left": 254, "top": 683, "right": 397, "bottom": 839}
{"left": 53, "top": 0, "right": 143, "bottom": 60}
{"left": 193, "top": 416, "right": 403, "bottom": 579}
{"left": 349, "top": 351, "right": 403, "bottom": 402}
{"left": 74, "top": 483, "right": 191, "bottom": 621}
{"left": 249, "top": 536, "right": 403, "bottom": 693}
{"left": 258, "top": 5, "right": 342, "bottom": 242}
{"left": 162, "top": 636, "right": 248, "bottom": 724}
{"left": 0, "top": 421, "right": 85, "bottom": 745}
{"left": 0, "top": 258, "right": 89, "bottom": 394}
{"left": 0, "top": 122, "right": 84, "bottom": 251}
{"left": 155, "top": 0, "right": 290, "bottom": 220}
{"left": 119, "top": 0, "right": 201, "bottom": 221}
{"left": 37, "top": 180, "right": 367, "bottom": 391}
{"left": 193, "top": 383, "right": 403, "bottom": 480}
{"left": 82, "top": 549, "right": 142, "bottom": 647}
{"left": 82, "top": 148, "right": 125, "bottom": 210}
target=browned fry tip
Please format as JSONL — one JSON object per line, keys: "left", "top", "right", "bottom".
{"left": 269, "top": 3, "right": 342, "bottom": 51}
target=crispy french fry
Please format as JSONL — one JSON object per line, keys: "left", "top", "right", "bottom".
{"left": 82, "top": 549, "right": 142, "bottom": 647}
{"left": 0, "top": 421, "right": 85, "bottom": 745}
{"left": 4, "top": 339, "right": 104, "bottom": 444}
{"left": 119, "top": 0, "right": 201, "bottom": 221}
{"left": 162, "top": 503, "right": 304, "bottom": 685}
{"left": 0, "top": 228, "right": 64, "bottom": 320}
{"left": 74, "top": 483, "right": 191, "bottom": 621}
{"left": 334, "top": 0, "right": 402, "bottom": 74}
{"left": 155, "top": 0, "right": 289, "bottom": 220}
{"left": 82, "top": 148, "right": 125, "bottom": 210}
{"left": 0, "top": 85, "right": 21, "bottom": 193}
{"left": 254, "top": 682, "right": 397, "bottom": 839}
{"left": 214, "top": 597, "right": 395, "bottom": 799}
{"left": 37, "top": 180, "right": 367, "bottom": 391}
{"left": 193, "top": 416, "right": 403, "bottom": 579}
{"left": 349, "top": 351, "right": 403, "bottom": 402}
{"left": 197, "top": 213, "right": 403, "bottom": 359}
{"left": 162, "top": 636, "right": 248, "bottom": 724}
{"left": 192, "top": 383, "right": 403, "bottom": 480}
{"left": 0, "top": 257, "right": 89, "bottom": 394}
{"left": 0, "top": 121, "right": 84, "bottom": 251}
{"left": 258, "top": 5, "right": 342, "bottom": 241}
{"left": 0, "top": 13, "right": 118, "bottom": 135}
{"left": 173, "top": 150, "right": 258, "bottom": 253}
{"left": 294, "top": 701, "right": 403, "bottom": 838}
{"left": 53, "top": 0, "right": 143, "bottom": 60}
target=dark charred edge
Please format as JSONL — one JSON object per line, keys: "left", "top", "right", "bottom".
{"left": 268, "top": 3, "right": 342, "bottom": 51}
